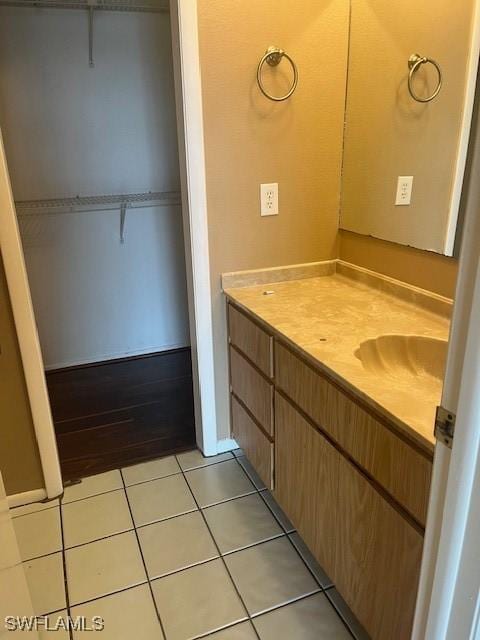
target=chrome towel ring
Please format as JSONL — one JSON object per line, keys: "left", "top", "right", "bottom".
{"left": 408, "top": 53, "right": 443, "bottom": 103}
{"left": 257, "top": 46, "right": 298, "bottom": 102}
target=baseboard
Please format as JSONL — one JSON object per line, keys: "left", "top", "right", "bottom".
{"left": 7, "top": 488, "right": 47, "bottom": 509}
{"left": 216, "top": 438, "right": 239, "bottom": 454}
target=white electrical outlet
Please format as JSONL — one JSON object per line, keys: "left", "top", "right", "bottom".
{"left": 395, "top": 176, "right": 414, "bottom": 205}
{"left": 260, "top": 183, "right": 279, "bottom": 216}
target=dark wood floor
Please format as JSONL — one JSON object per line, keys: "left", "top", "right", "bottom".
{"left": 46, "top": 348, "right": 196, "bottom": 482}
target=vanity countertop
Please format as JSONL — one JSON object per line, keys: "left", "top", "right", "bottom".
{"left": 224, "top": 268, "right": 451, "bottom": 453}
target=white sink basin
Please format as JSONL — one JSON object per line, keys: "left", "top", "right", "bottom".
{"left": 355, "top": 334, "right": 447, "bottom": 382}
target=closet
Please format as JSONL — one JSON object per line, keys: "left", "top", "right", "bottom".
{"left": 0, "top": 0, "right": 195, "bottom": 480}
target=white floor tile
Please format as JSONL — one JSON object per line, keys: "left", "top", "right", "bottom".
{"left": 13, "top": 508, "right": 62, "bottom": 561}
{"left": 23, "top": 552, "right": 66, "bottom": 615}
{"left": 122, "top": 456, "right": 181, "bottom": 486}
{"left": 126, "top": 474, "right": 196, "bottom": 527}
{"left": 65, "top": 531, "right": 146, "bottom": 605}
{"left": 63, "top": 470, "right": 123, "bottom": 504}
{"left": 138, "top": 510, "right": 218, "bottom": 579}
{"left": 176, "top": 449, "right": 233, "bottom": 471}
{"left": 224, "top": 537, "right": 319, "bottom": 616}
{"left": 253, "top": 593, "right": 352, "bottom": 639}
{"left": 71, "top": 584, "right": 164, "bottom": 640}
{"left": 152, "top": 559, "right": 247, "bottom": 640}
{"left": 62, "top": 489, "right": 133, "bottom": 548}
{"left": 203, "top": 493, "right": 283, "bottom": 554}
{"left": 185, "top": 460, "right": 256, "bottom": 507}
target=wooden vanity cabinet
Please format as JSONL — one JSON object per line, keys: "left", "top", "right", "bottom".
{"left": 275, "top": 341, "right": 432, "bottom": 527}
{"left": 228, "top": 304, "right": 273, "bottom": 377}
{"left": 231, "top": 395, "right": 274, "bottom": 489}
{"left": 227, "top": 301, "right": 431, "bottom": 639}
{"left": 335, "top": 455, "right": 423, "bottom": 640}
{"left": 228, "top": 304, "right": 275, "bottom": 490}
{"left": 275, "top": 392, "right": 339, "bottom": 580}
{"left": 275, "top": 390, "right": 423, "bottom": 640}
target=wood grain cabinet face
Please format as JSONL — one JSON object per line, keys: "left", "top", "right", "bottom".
{"left": 275, "top": 342, "right": 432, "bottom": 526}
{"left": 274, "top": 392, "right": 339, "bottom": 580}
{"left": 228, "top": 305, "right": 273, "bottom": 377}
{"left": 231, "top": 395, "right": 273, "bottom": 490}
{"left": 335, "top": 456, "right": 424, "bottom": 640}
{"left": 229, "top": 346, "right": 274, "bottom": 436}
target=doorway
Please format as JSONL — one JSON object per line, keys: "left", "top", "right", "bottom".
{"left": 0, "top": 0, "right": 196, "bottom": 481}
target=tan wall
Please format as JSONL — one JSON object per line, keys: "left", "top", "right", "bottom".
{"left": 340, "top": 0, "right": 476, "bottom": 254}
{"left": 339, "top": 230, "right": 458, "bottom": 299}
{"left": 197, "top": 0, "right": 350, "bottom": 439}
{"left": 0, "top": 254, "right": 43, "bottom": 496}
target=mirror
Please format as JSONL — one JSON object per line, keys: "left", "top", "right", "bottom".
{"left": 339, "top": 0, "right": 477, "bottom": 256}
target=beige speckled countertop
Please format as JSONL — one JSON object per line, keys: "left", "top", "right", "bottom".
{"left": 224, "top": 264, "right": 451, "bottom": 453}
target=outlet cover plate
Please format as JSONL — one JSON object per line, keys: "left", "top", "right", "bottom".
{"left": 260, "top": 183, "right": 279, "bottom": 216}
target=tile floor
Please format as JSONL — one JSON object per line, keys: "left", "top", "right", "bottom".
{"left": 12, "top": 449, "right": 369, "bottom": 640}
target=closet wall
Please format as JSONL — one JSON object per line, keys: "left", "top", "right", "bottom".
{"left": 0, "top": 7, "right": 189, "bottom": 369}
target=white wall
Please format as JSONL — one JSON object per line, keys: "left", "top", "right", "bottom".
{"left": 0, "top": 7, "right": 189, "bottom": 368}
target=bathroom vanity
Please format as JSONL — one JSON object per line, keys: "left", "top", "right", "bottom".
{"left": 224, "top": 262, "right": 451, "bottom": 640}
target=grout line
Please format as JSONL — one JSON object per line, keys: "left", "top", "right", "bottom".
{"left": 248, "top": 588, "right": 322, "bottom": 619}
{"left": 11, "top": 502, "right": 60, "bottom": 519}
{"left": 219, "top": 533, "right": 286, "bottom": 558}
{"left": 191, "top": 619, "right": 255, "bottom": 640}
{"left": 36, "top": 455, "right": 356, "bottom": 638}
{"left": 61, "top": 485, "right": 126, "bottom": 506}
{"left": 235, "top": 457, "right": 267, "bottom": 491}
{"left": 62, "top": 453, "right": 238, "bottom": 506}
{"left": 21, "top": 548, "right": 64, "bottom": 564}
{"left": 324, "top": 589, "right": 362, "bottom": 640}
{"left": 257, "top": 487, "right": 295, "bottom": 534}
{"left": 283, "top": 535, "right": 328, "bottom": 592}
{"left": 196, "top": 489, "right": 258, "bottom": 510}
{"left": 178, "top": 464, "right": 262, "bottom": 640}
{"left": 68, "top": 581, "right": 149, "bottom": 611}
{"left": 120, "top": 473, "right": 168, "bottom": 640}
{"left": 62, "top": 527, "right": 137, "bottom": 553}
{"left": 58, "top": 494, "right": 74, "bottom": 640}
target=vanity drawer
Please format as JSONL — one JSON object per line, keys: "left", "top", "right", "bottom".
{"left": 231, "top": 395, "right": 273, "bottom": 490}
{"left": 230, "top": 346, "right": 274, "bottom": 436}
{"left": 275, "top": 341, "right": 432, "bottom": 526}
{"left": 228, "top": 304, "right": 273, "bottom": 377}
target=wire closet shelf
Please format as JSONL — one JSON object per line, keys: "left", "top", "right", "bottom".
{"left": 0, "top": 0, "right": 169, "bottom": 65}
{"left": 0, "top": 0, "right": 169, "bottom": 12}
{"left": 15, "top": 190, "right": 182, "bottom": 243}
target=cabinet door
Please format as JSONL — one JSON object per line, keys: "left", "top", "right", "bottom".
{"left": 274, "top": 392, "right": 339, "bottom": 580}
{"left": 335, "top": 456, "right": 423, "bottom": 640}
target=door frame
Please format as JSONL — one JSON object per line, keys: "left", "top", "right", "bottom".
{"left": 0, "top": 132, "right": 62, "bottom": 504}
{"left": 0, "top": 0, "right": 222, "bottom": 507}
{"left": 444, "top": 0, "right": 480, "bottom": 255}
{"left": 413, "top": 54, "right": 480, "bottom": 639}
{"left": 170, "top": 0, "right": 220, "bottom": 457}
